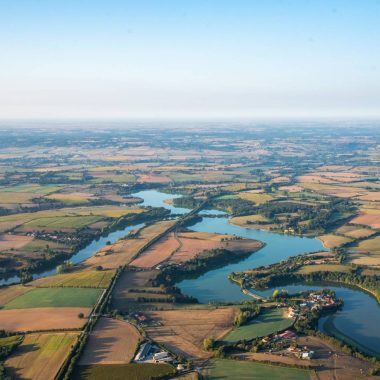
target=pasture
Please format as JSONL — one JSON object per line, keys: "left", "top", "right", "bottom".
{"left": 205, "top": 359, "right": 311, "bottom": 380}
{"left": 32, "top": 269, "right": 115, "bottom": 288}
{"left": 3, "top": 287, "right": 103, "bottom": 309}
{"left": 5, "top": 332, "right": 78, "bottom": 380}
{"left": 79, "top": 318, "right": 141, "bottom": 365}
{"left": 224, "top": 308, "right": 292, "bottom": 342}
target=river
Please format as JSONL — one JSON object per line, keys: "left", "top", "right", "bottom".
{"left": 1, "top": 190, "right": 380, "bottom": 357}
{"left": 134, "top": 191, "right": 380, "bottom": 358}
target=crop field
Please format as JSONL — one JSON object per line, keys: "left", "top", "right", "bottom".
{"left": 0, "top": 184, "right": 62, "bottom": 194}
{"left": 85, "top": 220, "right": 176, "bottom": 269}
{"left": 46, "top": 192, "right": 95, "bottom": 204}
{"left": 0, "top": 307, "right": 91, "bottom": 331}
{"left": 336, "top": 225, "right": 376, "bottom": 239}
{"left": 0, "top": 206, "right": 144, "bottom": 232}
{"left": 297, "top": 264, "right": 350, "bottom": 274}
{"left": 72, "top": 363, "right": 176, "bottom": 380}
{"left": 112, "top": 270, "right": 158, "bottom": 311}
{"left": 237, "top": 191, "right": 273, "bottom": 204}
{"left": 130, "top": 232, "right": 180, "bottom": 268}
{"left": 0, "top": 285, "right": 32, "bottom": 306}
{"left": 229, "top": 214, "right": 271, "bottom": 227}
{"left": 0, "top": 234, "right": 34, "bottom": 250}
{"left": 23, "top": 215, "right": 104, "bottom": 229}
{"left": 205, "top": 359, "right": 311, "bottom": 380}
{"left": 79, "top": 318, "right": 141, "bottom": 365}
{"left": 318, "top": 234, "right": 353, "bottom": 249}
{"left": 145, "top": 308, "right": 237, "bottom": 360}
{"left": 3, "top": 287, "right": 103, "bottom": 309}
{"left": 170, "top": 232, "right": 263, "bottom": 263}
{"left": 224, "top": 308, "right": 292, "bottom": 342}
{"left": 4, "top": 332, "right": 78, "bottom": 380}
{"left": 31, "top": 269, "right": 115, "bottom": 288}
{"left": 349, "top": 208, "right": 380, "bottom": 229}
{"left": 349, "top": 236, "right": 380, "bottom": 266}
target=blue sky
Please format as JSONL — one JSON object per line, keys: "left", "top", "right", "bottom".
{"left": 0, "top": 0, "right": 379, "bottom": 119}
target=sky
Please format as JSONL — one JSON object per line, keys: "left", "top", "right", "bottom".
{"left": 0, "top": 0, "right": 380, "bottom": 120}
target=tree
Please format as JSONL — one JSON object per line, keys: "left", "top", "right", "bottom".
{"left": 272, "top": 289, "right": 279, "bottom": 298}
{"left": 78, "top": 312, "right": 84, "bottom": 319}
{"left": 203, "top": 336, "right": 215, "bottom": 351}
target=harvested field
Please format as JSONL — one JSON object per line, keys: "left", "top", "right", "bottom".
{"left": 85, "top": 220, "right": 176, "bottom": 269}
{"left": 357, "top": 192, "right": 380, "bottom": 202}
{"left": 0, "top": 234, "right": 33, "bottom": 250}
{"left": 336, "top": 225, "right": 376, "bottom": 239}
{"left": 0, "top": 285, "right": 32, "bottom": 306}
{"left": 349, "top": 236, "right": 380, "bottom": 266}
{"left": 237, "top": 191, "right": 273, "bottom": 204}
{"left": 111, "top": 270, "right": 159, "bottom": 311}
{"left": 130, "top": 233, "right": 180, "bottom": 268}
{"left": 279, "top": 185, "right": 303, "bottom": 192}
{"left": 350, "top": 208, "right": 380, "bottom": 229}
{"left": 229, "top": 214, "right": 271, "bottom": 228}
{"left": 79, "top": 318, "right": 141, "bottom": 365}
{"left": 145, "top": 308, "right": 237, "bottom": 361}
{"left": 3, "top": 287, "right": 103, "bottom": 309}
{"left": 318, "top": 234, "right": 352, "bottom": 249}
{"left": 170, "top": 232, "right": 263, "bottom": 263}
{"left": 297, "top": 264, "right": 350, "bottom": 274}
{"left": 138, "top": 174, "right": 172, "bottom": 183}
{"left": 31, "top": 270, "right": 115, "bottom": 288}
{"left": 0, "top": 307, "right": 90, "bottom": 332}
{"left": 5, "top": 332, "right": 78, "bottom": 380}
{"left": 129, "top": 231, "right": 263, "bottom": 268}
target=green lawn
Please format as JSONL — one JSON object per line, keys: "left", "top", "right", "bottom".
{"left": 72, "top": 364, "right": 176, "bottom": 380}
{"left": 206, "top": 359, "right": 311, "bottom": 380}
{"left": 3, "top": 287, "right": 103, "bottom": 309}
{"left": 224, "top": 308, "right": 293, "bottom": 342}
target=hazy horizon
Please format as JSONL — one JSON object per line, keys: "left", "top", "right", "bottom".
{"left": 1, "top": 1, "right": 379, "bottom": 120}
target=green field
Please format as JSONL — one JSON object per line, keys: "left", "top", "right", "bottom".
{"left": 224, "top": 308, "right": 293, "bottom": 342}
{"left": 205, "top": 359, "right": 311, "bottom": 380}
{"left": 34, "top": 270, "right": 115, "bottom": 288}
{"left": 0, "top": 184, "right": 62, "bottom": 194}
{"left": 72, "top": 364, "right": 176, "bottom": 380}
{"left": 3, "top": 287, "right": 103, "bottom": 309}
{"left": 24, "top": 215, "right": 103, "bottom": 229}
